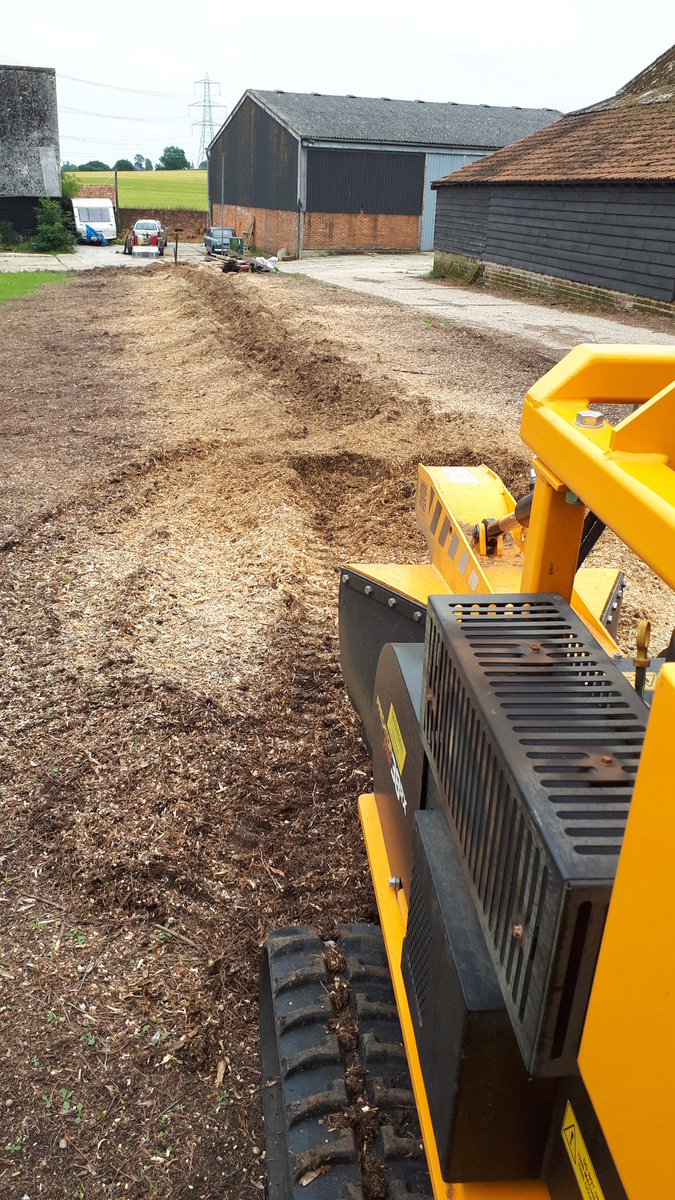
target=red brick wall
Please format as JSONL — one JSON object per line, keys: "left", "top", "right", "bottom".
{"left": 212, "top": 204, "right": 299, "bottom": 255}
{"left": 212, "top": 204, "right": 421, "bottom": 254}
{"left": 119, "top": 208, "right": 209, "bottom": 241}
{"left": 76, "top": 183, "right": 116, "bottom": 201}
{"left": 304, "top": 212, "right": 420, "bottom": 251}
{"left": 481, "top": 260, "right": 675, "bottom": 320}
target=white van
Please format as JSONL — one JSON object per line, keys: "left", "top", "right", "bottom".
{"left": 71, "top": 198, "right": 117, "bottom": 244}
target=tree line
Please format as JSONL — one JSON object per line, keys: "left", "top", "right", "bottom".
{"left": 62, "top": 147, "right": 200, "bottom": 172}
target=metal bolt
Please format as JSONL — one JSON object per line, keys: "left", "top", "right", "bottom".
{"left": 512, "top": 923, "right": 524, "bottom": 940}
{"left": 387, "top": 597, "right": 397, "bottom": 609}
{"left": 530, "top": 642, "right": 542, "bottom": 653}
{"left": 341, "top": 573, "right": 350, "bottom": 584}
{"left": 364, "top": 585, "right": 373, "bottom": 596}
{"left": 601, "top": 754, "right": 613, "bottom": 766}
{"left": 388, "top": 876, "right": 402, "bottom": 890}
{"left": 575, "top": 409, "right": 604, "bottom": 428}
{"left": 412, "top": 610, "right": 423, "bottom": 623}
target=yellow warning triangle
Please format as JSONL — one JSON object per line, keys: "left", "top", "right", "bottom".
{"left": 563, "top": 1123, "right": 577, "bottom": 1163}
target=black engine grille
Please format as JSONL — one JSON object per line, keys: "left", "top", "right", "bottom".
{"left": 422, "top": 594, "right": 648, "bottom": 1076}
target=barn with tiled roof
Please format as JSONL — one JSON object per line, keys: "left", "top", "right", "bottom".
{"left": 432, "top": 45, "right": 675, "bottom": 305}
{"left": 207, "top": 91, "right": 559, "bottom": 255}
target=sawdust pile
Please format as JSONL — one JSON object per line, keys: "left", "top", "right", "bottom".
{"left": 0, "top": 264, "right": 670, "bottom": 1198}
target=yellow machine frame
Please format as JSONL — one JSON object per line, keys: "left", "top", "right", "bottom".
{"left": 352, "top": 345, "right": 675, "bottom": 1200}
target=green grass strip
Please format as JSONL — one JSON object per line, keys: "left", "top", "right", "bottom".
{"left": 0, "top": 272, "right": 70, "bottom": 303}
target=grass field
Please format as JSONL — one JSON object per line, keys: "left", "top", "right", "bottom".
{"left": 0, "top": 272, "right": 69, "bottom": 303}
{"left": 72, "top": 170, "right": 208, "bottom": 211}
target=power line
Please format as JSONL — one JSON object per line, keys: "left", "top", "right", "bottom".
{"left": 57, "top": 72, "right": 191, "bottom": 97}
{"left": 60, "top": 133, "right": 196, "bottom": 146}
{"left": 60, "top": 105, "right": 191, "bottom": 124}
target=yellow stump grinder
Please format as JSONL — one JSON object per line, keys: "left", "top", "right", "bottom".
{"left": 259, "top": 345, "right": 675, "bottom": 1200}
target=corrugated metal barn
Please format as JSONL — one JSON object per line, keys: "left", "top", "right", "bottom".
{"left": 207, "top": 92, "right": 559, "bottom": 255}
{"left": 432, "top": 45, "right": 675, "bottom": 304}
{"left": 0, "top": 64, "right": 61, "bottom": 236}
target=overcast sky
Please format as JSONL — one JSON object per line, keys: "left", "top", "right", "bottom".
{"left": 4, "top": 0, "right": 673, "bottom": 167}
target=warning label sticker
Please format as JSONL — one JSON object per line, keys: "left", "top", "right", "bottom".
{"left": 386, "top": 704, "right": 407, "bottom": 773}
{"left": 376, "top": 695, "right": 408, "bottom": 815}
{"left": 562, "top": 1102, "right": 607, "bottom": 1200}
{"left": 446, "top": 467, "right": 480, "bottom": 484}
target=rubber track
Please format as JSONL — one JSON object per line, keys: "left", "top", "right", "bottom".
{"left": 341, "top": 925, "right": 432, "bottom": 1199}
{"left": 260, "top": 924, "right": 432, "bottom": 1200}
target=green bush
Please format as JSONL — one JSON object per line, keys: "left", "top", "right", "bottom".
{"left": 60, "top": 172, "right": 80, "bottom": 201}
{"left": 31, "top": 199, "right": 76, "bottom": 254}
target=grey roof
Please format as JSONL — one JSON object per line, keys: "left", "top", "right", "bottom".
{"left": 249, "top": 90, "right": 561, "bottom": 149}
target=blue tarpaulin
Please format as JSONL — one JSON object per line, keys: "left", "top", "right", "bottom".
{"left": 84, "top": 224, "right": 108, "bottom": 245}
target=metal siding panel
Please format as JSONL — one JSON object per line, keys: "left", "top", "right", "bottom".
{"left": 306, "top": 148, "right": 425, "bottom": 214}
{"left": 208, "top": 96, "right": 298, "bottom": 212}
{"left": 421, "top": 152, "right": 487, "bottom": 250}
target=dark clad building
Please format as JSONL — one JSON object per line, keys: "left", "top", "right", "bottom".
{"left": 208, "top": 91, "right": 560, "bottom": 255}
{"left": 432, "top": 45, "right": 675, "bottom": 304}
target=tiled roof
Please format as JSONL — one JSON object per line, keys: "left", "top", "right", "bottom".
{"left": 434, "top": 44, "right": 675, "bottom": 186}
{"left": 248, "top": 90, "right": 560, "bottom": 149}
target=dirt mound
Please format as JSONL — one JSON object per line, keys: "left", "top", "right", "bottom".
{"left": 1, "top": 264, "right": 670, "bottom": 1198}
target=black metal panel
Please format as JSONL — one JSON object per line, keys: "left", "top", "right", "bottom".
{"left": 402, "top": 811, "right": 557, "bottom": 1180}
{"left": 422, "top": 594, "right": 648, "bottom": 1076}
{"left": 307, "top": 148, "right": 425, "bottom": 214}
{"left": 544, "top": 1076, "right": 628, "bottom": 1200}
{"left": 433, "top": 182, "right": 675, "bottom": 300}
{"left": 209, "top": 96, "right": 298, "bottom": 212}
{"left": 338, "top": 568, "right": 425, "bottom": 748}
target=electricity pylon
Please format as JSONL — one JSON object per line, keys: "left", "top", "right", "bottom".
{"left": 190, "top": 74, "right": 226, "bottom": 166}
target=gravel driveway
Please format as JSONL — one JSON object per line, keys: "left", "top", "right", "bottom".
{"left": 0, "top": 242, "right": 205, "bottom": 272}
{"left": 279, "top": 253, "right": 675, "bottom": 353}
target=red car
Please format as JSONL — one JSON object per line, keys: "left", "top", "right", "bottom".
{"left": 124, "top": 219, "right": 167, "bottom": 256}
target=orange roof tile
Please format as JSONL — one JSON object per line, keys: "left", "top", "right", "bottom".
{"left": 434, "top": 44, "right": 675, "bottom": 186}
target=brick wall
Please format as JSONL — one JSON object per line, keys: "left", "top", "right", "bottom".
{"left": 304, "top": 212, "right": 420, "bottom": 251}
{"left": 212, "top": 204, "right": 299, "bottom": 255}
{"left": 120, "top": 208, "right": 209, "bottom": 241}
{"left": 482, "top": 260, "right": 675, "bottom": 320}
{"left": 433, "top": 252, "right": 675, "bottom": 321}
{"left": 76, "top": 183, "right": 116, "bottom": 201}
{"left": 212, "top": 204, "right": 421, "bottom": 254}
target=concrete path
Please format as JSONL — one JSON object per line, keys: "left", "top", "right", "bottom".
{"left": 0, "top": 242, "right": 205, "bottom": 273}
{"left": 278, "top": 253, "right": 675, "bottom": 353}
